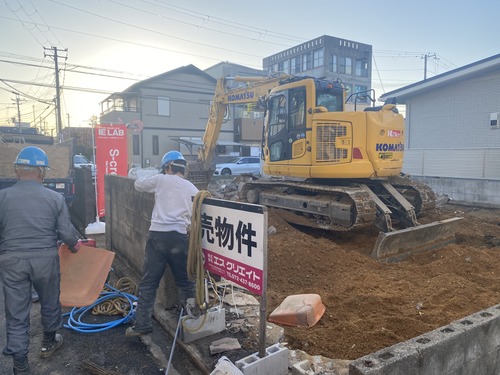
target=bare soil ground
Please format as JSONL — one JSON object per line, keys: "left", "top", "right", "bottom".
{"left": 264, "top": 203, "right": 500, "bottom": 360}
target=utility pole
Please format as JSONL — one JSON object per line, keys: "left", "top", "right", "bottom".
{"left": 11, "top": 93, "right": 23, "bottom": 126}
{"left": 44, "top": 46, "right": 68, "bottom": 143}
{"left": 421, "top": 53, "right": 437, "bottom": 80}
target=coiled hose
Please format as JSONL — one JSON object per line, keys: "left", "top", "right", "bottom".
{"left": 184, "top": 190, "right": 214, "bottom": 332}
{"left": 187, "top": 190, "right": 212, "bottom": 309}
{"left": 63, "top": 278, "right": 138, "bottom": 333}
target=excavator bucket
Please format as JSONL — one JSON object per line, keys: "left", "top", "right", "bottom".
{"left": 371, "top": 217, "right": 463, "bottom": 263}
{"left": 59, "top": 244, "right": 115, "bottom": 307}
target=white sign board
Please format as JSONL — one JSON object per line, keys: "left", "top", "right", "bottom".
{"left": 200, "top": 198, "right": 267, "bottom": 295}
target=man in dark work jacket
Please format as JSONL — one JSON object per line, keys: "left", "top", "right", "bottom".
{"left": 0, "top": 146, "right": 80, "bottom": 375}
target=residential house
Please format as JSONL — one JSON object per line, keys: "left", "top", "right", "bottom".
{"left": 100, "top": 64, "right": 233, "bottom": 168}
{"left": 380, "top": 54, "right": 500, "bottom": 207}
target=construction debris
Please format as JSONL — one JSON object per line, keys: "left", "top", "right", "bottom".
{"left": 209, "top": 337, "right": 241, "bottom": 355}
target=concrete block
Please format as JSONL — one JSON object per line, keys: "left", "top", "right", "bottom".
{"left": 409, "top": 324, "right": 465, "bottom": 374}
{"left": 458, "top": 305, "right": 500, "bottom": 363}
{"left": 180, "top": 307, "right": 226, "bottom": 343}
{"left": 210, "top": 356, "right": 244, "bottom": 375}
{"left": 291, "top": 360, "right": 312, "bottom": 375}
{"left": 235, "top": 343, "right": 288, "bottom": 375}
{"left": 349, "top": 340, "right": 421, "bottom": 375}
{"left": 460, "top": 346, "right": 500, "bottom": 375}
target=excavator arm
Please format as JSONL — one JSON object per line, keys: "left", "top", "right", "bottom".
{"left": 187, "top": 74, "right": 287, "bottom": 189}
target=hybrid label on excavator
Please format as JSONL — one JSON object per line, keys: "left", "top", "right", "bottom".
{"left": 376, "top": 143, "right": 404, "bottom": 152}
{"left": 387, "top": 130, "right": 402, "bottom": 137}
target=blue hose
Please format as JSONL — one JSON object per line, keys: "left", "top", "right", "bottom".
{"left": 63, "top": 283, "right": 138, "bottom": 333}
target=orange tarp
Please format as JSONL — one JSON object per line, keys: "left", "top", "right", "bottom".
{"left": 59, "top": 245, "right": 115, "bottom": 307}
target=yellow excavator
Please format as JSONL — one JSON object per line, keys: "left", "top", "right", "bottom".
{"left": 187, "top": 75, "right": 462, "bottom": 262}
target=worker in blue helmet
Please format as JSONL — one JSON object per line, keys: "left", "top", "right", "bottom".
{"left": 126, "top": 150, "right": 199, "bottom": 337}
{"left": 0, "top": 146, "right": 80, "bottom": 374}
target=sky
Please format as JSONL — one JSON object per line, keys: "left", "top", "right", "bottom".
{"left": 0, "top": 0, "right": 499, "bottom": 134}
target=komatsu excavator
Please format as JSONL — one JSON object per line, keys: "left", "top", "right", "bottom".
{"left": 187, "top": 75, "right": 462, "bottom": 262}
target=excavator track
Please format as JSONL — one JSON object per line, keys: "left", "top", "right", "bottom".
{"left": 387, "top": 175, "right": 437, "bottom": 217}
{"left": 240, "top": 179, "right": 377, "bottom": 232}
{"left": 238, "top": 176, "right": 462, "bottom": 262}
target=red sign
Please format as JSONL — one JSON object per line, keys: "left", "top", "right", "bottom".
{"left": 95, "top": 124, "right": 128, "bottom": 217}
{"left": 200, "top": 198, "right": 267, "bottom": 295}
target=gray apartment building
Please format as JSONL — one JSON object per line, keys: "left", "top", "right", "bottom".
{"left": 263, "top": 35, "right": 372, "bottom": 107}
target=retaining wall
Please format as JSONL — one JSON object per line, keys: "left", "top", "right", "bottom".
{"left": 349, "top": 304, "right": 500, "bottom": 374}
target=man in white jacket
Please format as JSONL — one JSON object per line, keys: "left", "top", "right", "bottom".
{"left": 126, "top": 151, "right": 198, "bottom": 336}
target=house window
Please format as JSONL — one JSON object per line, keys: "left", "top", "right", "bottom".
{"left": 339, "top": 57, "right": 352, "bottom": 75}
{"left": 133, "top": 134, "right": 140, "bottom": 155}
{"left": 291, "top": 56, "right": 301, "bottom": 74}
{"left": 330, "top": 54, "right": 337, "bottom": 73}
{"left": 355, "top": 59, "right": 368, "bottom": 77}
{"left": 158, "top": 96, "right": 170, "bottom": 116}
{"left": 313, "top": 48, "right": 324, "bottom": 68}
{"left": 152, "top": 135, "right": 159, "bottom": 155}
{"left": 283, "top": 59, "right": 290, "bottom": 74}
{"left": 302, "top": 52, "right": 312, "bottom": 71}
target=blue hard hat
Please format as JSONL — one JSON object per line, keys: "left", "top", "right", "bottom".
{"left": 161, "top": 151, "right": 185, "bottom": 166}
{"left": 14, "top": 146, "right": 50, "bottom": 168}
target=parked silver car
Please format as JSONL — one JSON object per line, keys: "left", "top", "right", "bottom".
{"left": 213, "top": 156, "right": 262, "bottom": 176}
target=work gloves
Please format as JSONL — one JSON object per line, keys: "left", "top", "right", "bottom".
{"left": 58, "top": 240, "right": 81, "bottom": 253}
{"left": 68, "top": 241, "right": 81, "bottom": 253}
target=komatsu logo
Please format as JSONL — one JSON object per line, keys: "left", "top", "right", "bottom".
{"left": 376, "top": 143, "right": 404, "bottom": 152}
{"left": 227, "top": 91, "right": 255, "bottom": 102}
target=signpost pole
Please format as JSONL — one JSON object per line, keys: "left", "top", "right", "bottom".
{"left": 258, "top": 210, "right": 268, "bottom": 358}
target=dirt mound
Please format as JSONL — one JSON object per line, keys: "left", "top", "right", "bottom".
{"left": 265, "top": 204, "right": 500, "bottom": 360}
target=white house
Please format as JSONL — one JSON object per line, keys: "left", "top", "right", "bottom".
{"left": 380, "top": 54, "right": 500, "bottom": 208}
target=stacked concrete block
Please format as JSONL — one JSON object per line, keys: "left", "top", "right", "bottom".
{"left": 235, "top": 343, "right": 289, "bottom": 375}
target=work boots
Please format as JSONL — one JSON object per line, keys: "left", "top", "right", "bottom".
{"left": 13, "top": 354, "right": 29, "bottom": 375}
{"left": 39, "top": 331, "right": 63, "bottom": 359}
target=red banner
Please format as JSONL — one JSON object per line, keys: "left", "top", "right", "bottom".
{"left": 95, "top": 124, "right": 128, "bottom": 217}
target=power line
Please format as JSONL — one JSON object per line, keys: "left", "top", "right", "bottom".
{"left": 45, "top": 2, "right": 273, "bottom": 59}
{"left": 110, "top": 0, "right": 304, "bottom": 45}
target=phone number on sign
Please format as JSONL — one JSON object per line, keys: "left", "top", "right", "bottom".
{"left": 225, "top": 271, "right": 261, "bottom": 292}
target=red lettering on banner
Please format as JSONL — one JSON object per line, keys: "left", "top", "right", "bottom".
{"left": 95, "top": 124, "right": 128, "bottom": 217}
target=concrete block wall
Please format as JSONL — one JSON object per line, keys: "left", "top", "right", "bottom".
{"left": 412, "top": 176, "right": 500, "bottom": 209}
{"left": 349, "top": 304, "right": 500, "bottom": 375}
{"left": 104, "top": 174, "right": 180, "bottom": 307}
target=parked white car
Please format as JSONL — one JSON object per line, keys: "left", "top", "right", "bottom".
{"left": 213, "top": 156, "right": 262, "bottom": 176}
{"left": 73, "top": 154, "right": 96, "bottom": 178}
